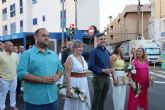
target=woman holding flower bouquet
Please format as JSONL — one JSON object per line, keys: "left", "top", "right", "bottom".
{"left": 63, "top": 40, "right": 91, "bottom": 110}
{"left": 111, "top": 43, "right": 127, "bottom": 110}
{"left": 128, "top": 48, "right": 151, "bottom": 110}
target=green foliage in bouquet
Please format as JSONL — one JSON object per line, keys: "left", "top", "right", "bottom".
{"left": 125, "top": 63, "right": 136, "bottom": 74}
{"left": 129, "top": 78, "right": 141, "bottom": 97}
{"left": 57, "top": 84, "right": 91, "bottom": 109}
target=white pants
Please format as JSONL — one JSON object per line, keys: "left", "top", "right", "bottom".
{"left": 0, "top": 78, "right": 17, "bottom": 110}
{"left": 112, "top": 71, "right": 127, "bottom": 110}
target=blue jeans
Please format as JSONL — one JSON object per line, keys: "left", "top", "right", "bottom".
{"left": 24, "top": 101, "right": 58, "bottom": 110}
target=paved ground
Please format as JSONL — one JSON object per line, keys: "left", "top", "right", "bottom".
{"left": 5, "top": 65, "right": 165, "bottom": 110}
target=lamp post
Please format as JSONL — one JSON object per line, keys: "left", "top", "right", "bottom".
{"left": 137, "top": 0, "right": 143, "bottom": 40}
{"left": 74, "top": 0, "right": 78, "bottom": 30}
{"left": 61, "top": 0, "right": 65, "bottom": 48}
{"left": 141, "top": 5, "right": 144, "bottom": 39}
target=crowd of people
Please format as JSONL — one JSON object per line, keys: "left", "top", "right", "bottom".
{"left": 0, "top": 27, "right": 152, "bottom": 110}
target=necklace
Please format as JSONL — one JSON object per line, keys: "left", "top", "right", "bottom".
{"left": 73, "top": 54, "right": 85, "bottom": 71}
{"left": 138, "top": 58, "right": 144, "bottom": 64}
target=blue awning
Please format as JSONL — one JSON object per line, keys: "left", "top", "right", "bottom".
{"left": 73, "top": 30, "right": 89, "bottom": 40}
{"left": 0, "top": 33, "right": 25, "bottom": 41}
{"left": 0, "top": 32, "right": 68, "bottom": 41}
{"left": 49, "top": 32, "right": 67, "bottom": 40}
{"left": 0, "top": 30, "right": 95, "bottom": 41}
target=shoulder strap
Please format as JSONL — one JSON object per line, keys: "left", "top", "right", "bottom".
{"left": 113, "top": 54, "right": 118, "bottom": 59}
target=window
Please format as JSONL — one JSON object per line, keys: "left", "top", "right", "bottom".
{"left": 43, "top": 16, "right": 46, "bottom": 22}
{"left": 33, "top": 18, "right": 38, "bottom": 25}
{"left": 163, "top": 21, "right": 165, "bottom": 32}
{"left": 20, "top": 20, "right": 23, "bottom": 32}
{"left": 2, "top": 8, "right": 7, "bottom": 20}
{"left": 60, "top": 10, "right": 66, "bottom": 28}
{"left": 2, "top": 0, "right": 6, "bottom": 3}
{"left": 3, "top": 25, "right": 7, "bottom": 35}
{"left": 162, "top": 42, "right": 165, "bottom": 51}
{"left": 60, "top": 0, "right": 65, "bottom": 2}
{"left": 32, "top": 0, "right": 38, "bottom": 4}
{"left": 145, "top": 48, "right": 161, "bottom": 55}
{"left": 111, "top": 35, "right": 113, "bottom": 40}
{"left": 10, "top": 4, "right": 16, "bottom": 17}
{"left": 20, "top": 0, "right": 23, "bottom": 14}
{"left": 10, "top": 22, "right": 16, "bottom": 34}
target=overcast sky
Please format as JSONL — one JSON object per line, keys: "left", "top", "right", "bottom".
{"left": 100, "top": 0, "right": 150, "bottom": 31}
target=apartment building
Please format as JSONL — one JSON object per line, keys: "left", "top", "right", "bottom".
{"left": 148, "top": 0, "right": 165, "bottom": 50}
{"left": 106, "top": 4, "right": 151, "bottom": 45}
{"left": 0, "top": 0, "right": 99, "bottom": 50}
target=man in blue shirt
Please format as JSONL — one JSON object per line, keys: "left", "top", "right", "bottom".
{"left": 17, "top": 28, "right": 64, "bottom": 110}
{"left": 88, "top": 33, "right": 114, "bottom": 110}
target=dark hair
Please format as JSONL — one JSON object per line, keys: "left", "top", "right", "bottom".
{"left": 96, "top": 33, "right": 105, "bottom": 37}
{"left": 62, "top": 46, "right": 67, "bottom": 49}
{"left": 113, "top": 43, "right": 124, "bottom": 60}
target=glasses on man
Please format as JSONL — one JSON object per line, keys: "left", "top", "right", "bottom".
{"left": 99, "top": 38, "right": 106, "bottom": 40}
{"left": 39, "top": 34, "right": 49, "bottom": 38}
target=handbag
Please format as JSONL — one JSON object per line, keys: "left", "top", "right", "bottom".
{"left": 116, "top": 76, "right": 129, "bottom": 85}
{"left": 123, "top": 76, "right": 130, "bottom": 84}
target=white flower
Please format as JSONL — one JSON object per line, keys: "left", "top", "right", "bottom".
{"left": 58, "top": 88, "right": 67, "bottom": 96}
{"left": 131, "top": 69, "right": 136, "bottom": 74}
{"left": 57, "top": 84, "right": 91, "bottom": 109}
{"left": 125, "top": 63, "right": 136, "bottom": 74}
{"left": 128, "top": 64, "right": 132, "bottom": 69}
{"left": 79, "top": 93, "right": 87, "bottom": 102}
{"left": 70, "top": 88, "right": 79, "bottom": 98}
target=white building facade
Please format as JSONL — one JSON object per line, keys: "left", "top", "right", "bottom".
{"left": 0, "top": 0, "right": 100, "bottom": 49}
{"left": 148, "top": 0, "right": 165, "bottom": 51}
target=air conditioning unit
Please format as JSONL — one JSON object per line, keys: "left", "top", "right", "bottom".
{"left": 137, "top": 36, "right": 144, "bottom": 40}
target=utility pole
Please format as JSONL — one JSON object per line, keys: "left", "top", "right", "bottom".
{"left": 141, "top": 5, "right": 144, "bottom": 39}
{"left": 61, "top": 0, "right": 65, "bottom": 47}
{"left": 74, "top": 0, "right": 78, "bottom": 31}
{"left": 137, "top": 0, "right": 141, "bottom": 39}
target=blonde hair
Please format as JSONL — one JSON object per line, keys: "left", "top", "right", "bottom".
{"left": 136, "top": 48, "right": 148, "bottom": 61}
{"left": 72, "top": 40, "right": 83, "bottom": 49}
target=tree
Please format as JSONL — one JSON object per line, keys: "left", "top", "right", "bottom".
{"left": 108, "top": 16, "right": 113, "bottom": 22}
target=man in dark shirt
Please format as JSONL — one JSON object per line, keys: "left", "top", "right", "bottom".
{"left": 61, "top": 41, "right": 72, "bottom": 66}
{"left": 88, "top": 33, "right": 114, "bottom": 110}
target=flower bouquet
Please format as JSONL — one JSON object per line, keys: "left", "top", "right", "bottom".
{"left": 129, "top": 78, "right": 141, "bottom": 97}
{"left": 125, "top": 63, "right": 141, "bottom": 97}
{"left": 125, "top": 63, "right": 136, "bottom": 74}
{"left": 57, "top": 84, "right": 91, "bottom": 109}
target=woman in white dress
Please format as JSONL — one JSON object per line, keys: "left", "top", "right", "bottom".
{"left": 111, "top": 43, "right": 127, "bottom": 110}
{"left": 63, "top": 40, "right": 91, "bottom": 110}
